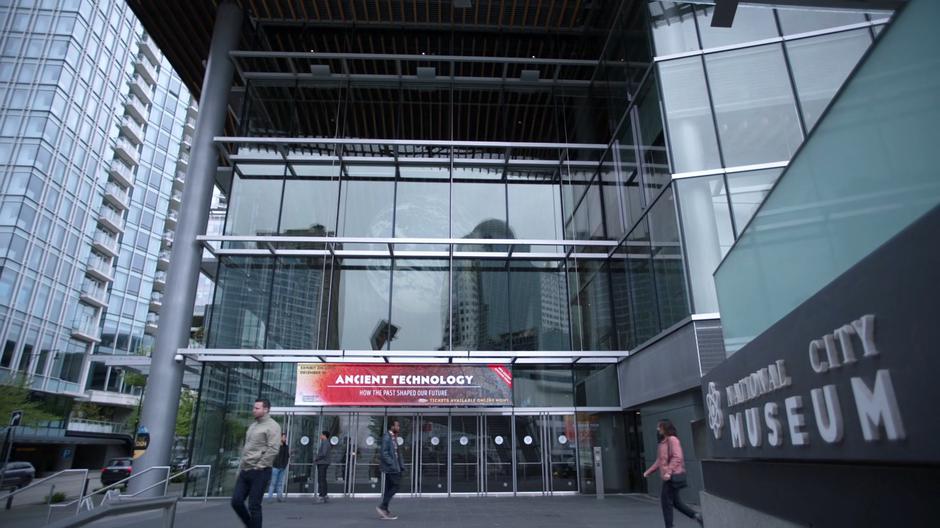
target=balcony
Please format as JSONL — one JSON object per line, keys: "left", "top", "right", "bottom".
{"left": 98, "top": 205, "right": 125, "bottom": 234}
{"left": 114, "top": 137, "right": 140, "bottom": 166}
{"left": 129, "top": 75, "right": 152, "bottom": 104}
{"left": 176, "top": 152, "right": 189, "bottom": 171}
{"left": 187, "top": 103, "right": 198, "bottom": 118}
{"left": 108, "top": 160, "right": 135, "bottom": 188}
{"left": 157, "top": 249, "right": 171, "bottom": 269}
{"left": 125, "top": 94, "right": 148, "bottom": 124}
{"left": 149, "top": 292, "right": 163, "bottom": 311}
{"left": 92, "top": 230, "right": 119, "bottom": 257}
{"left": 104, "top": 182, "right": 130, "bottom": 210}
{"left": 153, "top": 270, "right": 167, "bottom": 290}
{"left": 71, "top": 317, "right": 101, "bottom": 343}
{"left": 165, "top": 210, "right": 179, "bottom": 228}
{"left": 162, "top": 231, "right": 175, "bottom": 247}
{"left": 169, "top": 190, "right": 182, "bottom": 210}
{"left": 79, "top": 280, "right": 109, "bottom": 308}
{"left": 145, "top": 313, "right": 158, "bottom": 335}
{"left": 83, "top": 391, "right": 141, "bottom": 409}
{"left": 173, "top": 171, "right": 185, "bottom": 190}
{"left": 183, "top": 117, "right": 196, "bottom": 135}
{"left": 86, "top": 255, "right": 114, "bottom": 282}
{"left": 139, "top": 34, "right": 160, "bottom": 66}
{"left": 135, "top": 56, "right": 158, "bottom": 86}
{"left": 119, "top": 116, "right": 145, "bottom": 145}
{"left": 181, "top": 133, "right": 192, "bottom": 150}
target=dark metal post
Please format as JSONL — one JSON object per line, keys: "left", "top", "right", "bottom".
{"left": 129, "top": 0, "right": 243, "bottom": 496}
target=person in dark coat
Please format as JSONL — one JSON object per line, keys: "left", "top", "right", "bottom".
{"left": 376, "top": 420, "right": 405, "bottom": 519}
{"left": 314, "top": 430, "right": 331, "bottom": 502}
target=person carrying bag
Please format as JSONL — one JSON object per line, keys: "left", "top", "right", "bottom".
{"left": 643, "top": 419, "right": 703, "bottom": 527}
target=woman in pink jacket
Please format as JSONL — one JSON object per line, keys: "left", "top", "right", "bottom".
{"left": 643, "top": 420, "right": 703, "bottom": 527}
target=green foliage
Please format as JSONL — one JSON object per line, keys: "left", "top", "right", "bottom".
{"left": 123, "top": 372, "right": 147, "bottom": 387}
{"left": 0, "top": 375, "right": 62, "bottom": 426}
{"left": 73, "top": 402, "right": 111, "bottom": 421}
{"left": 49, "top": 491, "right": 67, "bottom": 504}
{"left": 175, "top": 389, "right": 196, "bottom": 438}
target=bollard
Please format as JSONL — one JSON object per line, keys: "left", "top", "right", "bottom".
{"left": 593, "top": 447, "right": 604, "bottom": 500}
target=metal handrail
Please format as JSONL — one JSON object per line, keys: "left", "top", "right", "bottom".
{"left": 46, "top": 496, "right": 178, "bottom": 528}
{"left": 47, "top": 466, "right": 170, "bottom": 522}
{"left": 124, "top": 464, "right": 211, "bottom": 501}
{"left": 0, "top": 469, "right": 89, "bottom": 509}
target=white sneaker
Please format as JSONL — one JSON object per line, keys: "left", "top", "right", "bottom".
{"left": 376, "top": 506, "right": 389, "bottom": 519}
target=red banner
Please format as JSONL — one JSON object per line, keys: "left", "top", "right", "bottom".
{"left": 295, "top": 364, "right": 513, "bottom": 406}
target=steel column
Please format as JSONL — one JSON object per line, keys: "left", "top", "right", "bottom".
{"left": 130, "top": 0, "right": 243, "bottom": 496}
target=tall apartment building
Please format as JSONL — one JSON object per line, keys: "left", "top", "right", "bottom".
{"left": 0, "top": 0, "right": 195, "bottom": 470}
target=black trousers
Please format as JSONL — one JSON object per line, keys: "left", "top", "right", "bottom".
{"left": 317, "top": 464, "right": 329, "bottom": 497}
{"left": 380, "top": 472, "right": 401, "bottom": 511}
{"left": 660, "top": 480, "right": 697, "bottom": 528}
{"left": 231, "top": 468, "right": 272, "bottom": 528}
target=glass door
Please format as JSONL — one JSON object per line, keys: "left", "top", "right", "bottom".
{"left": 350, "top": 413, "right": 386, "bottom": 494}
{"left": 546, "top": 414, "right": 578, "bottom": 492}
{"left": 451, "top": 414, "right": 481, "bottom": 493}
{"left": 514, "top": 414, "right": 545, "bottom": 492}
{"left": 418, "top": 415, "right": 449, "bottom": 493}
{"left": 484, "top": 415, "right": 513, "bottom": 493}
{"left": 319, "top": 413, "right": 354, "bottom": 495}
{"left": 284, "top": 414, "right": 319, "bottom": 495}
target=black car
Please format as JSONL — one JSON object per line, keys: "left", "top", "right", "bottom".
{"left": 0, "top": 461, "right": 35, "bottom": 489}
{"left": 101, "top": 457, "right": 133, "bottom": 487}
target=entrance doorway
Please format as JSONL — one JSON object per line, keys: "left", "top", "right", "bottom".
{"left": 278, "top": 410, "right": 579, "bottom": 497}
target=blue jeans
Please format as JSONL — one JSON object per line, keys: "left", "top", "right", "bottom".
{"left": 267, "top": 467, "right": 286, "bottom": 500}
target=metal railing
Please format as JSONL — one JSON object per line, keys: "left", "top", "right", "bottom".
{"left": 47, "top": 466, "right": 170, "bottom": 523}
{"left": 47, "top": 496, "right": 178, "bottom": 528}
{"left": 123, "top": 465, "right": 211, "bottom": 501}
{"left": 0, "top": 469, "right": 89, "bottom": 514}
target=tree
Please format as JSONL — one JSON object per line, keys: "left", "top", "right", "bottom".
{"left": 175, "top": 389, "right": 196, "bottom": 438}
{"left": 0, "top": 375, "right": 62, "bottom": 426}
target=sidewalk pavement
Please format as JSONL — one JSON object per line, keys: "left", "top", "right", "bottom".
{"left": 5, "top": 494, "right": 702, "bottom": 528}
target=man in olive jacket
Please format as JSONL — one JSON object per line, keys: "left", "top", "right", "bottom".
{"left": 231, "top": 398, "right": 281, "bottom": 528}
{"left": 376, "top": 420, "right": 405, "bottom": 520}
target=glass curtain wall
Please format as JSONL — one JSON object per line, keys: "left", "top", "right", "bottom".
{"left": 650, "top": 1, "right": 888, "bottom": 314}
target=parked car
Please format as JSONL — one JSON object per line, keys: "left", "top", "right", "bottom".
{"left": 171, "top": 457, "right": 189, "bottom": 473}
{"left": 0, "top": 461, "right": 35, "bottom": 489}
{"left": 101, "top": 457, "right": 134, "bottom": 487}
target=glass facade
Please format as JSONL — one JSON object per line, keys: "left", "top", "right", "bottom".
{"left": 715, "top": 0, "right": 940, "bottom": 353}
{"left": 651, "top": 1, "right": 887, "bottom": 313}
{"left": 129, "top": 0, "right": 894, "bottom": 499}
{"left": 0, "top": 0, "right": 192, "bottom": 417}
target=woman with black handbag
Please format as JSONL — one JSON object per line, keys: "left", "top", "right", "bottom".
{"left": 643, "top": 420, "right": 704, "bottom": 527}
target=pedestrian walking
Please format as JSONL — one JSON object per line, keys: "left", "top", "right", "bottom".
{"left": 231, "top": 398, "right": 281, "bottom": 528}
{"left": 315, "top": 430, "right": 331, "bottom": 502}
{"left": 376, "top": 420, "right": 405, "bottom": 520}
{"left": 267, "top": 433, "right": 289, "bottom": 502}
{"left": 643, "top": 420, "right": 703, "bottom": 528}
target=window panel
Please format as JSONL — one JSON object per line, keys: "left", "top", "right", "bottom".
{"left": 390, "top": 259, "right": 448, "bottom": 350}
{"left": 676, "top": 175, "right": 734, "bottom": 313}
{"left": 658, "top": 58, "right": 722, "bottom": 173}
{"left": 787, "top": 29, "right": 872, "bottom": 131}
{"left": 706, "top": 44, "right": 803, "bottom": 167}
{"left": 334, "top": 259, "right": 391, "bottom": 350}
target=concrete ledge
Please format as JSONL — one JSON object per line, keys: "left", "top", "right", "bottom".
{"left": 701, "top": 492, "right": 805, "bottom": 528}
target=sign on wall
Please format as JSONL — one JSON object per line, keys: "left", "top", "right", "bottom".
{"left": 295, "top": 364, "right": 513, "bottom": 406}
{"left": 702, "top": 208, "right": 940, "bottom": 463}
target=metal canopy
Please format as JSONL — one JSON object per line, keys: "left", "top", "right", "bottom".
{"left": 178, "top": 348, "right": 627, "bottom": 364}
